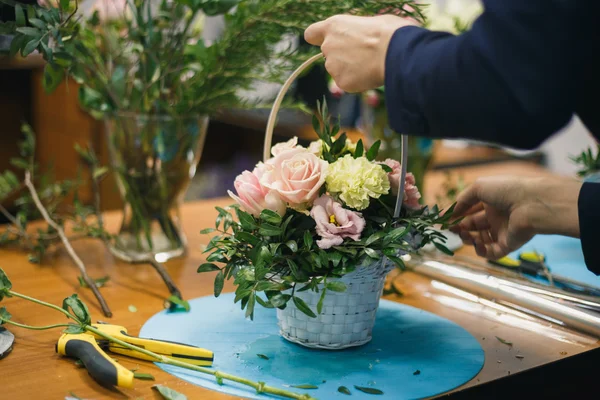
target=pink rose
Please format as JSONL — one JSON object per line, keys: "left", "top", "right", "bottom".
{"left": 260, "top": 148, "right": 328, "bottom": 208}
{"left": 271, "top": 136, "right": 300, "bottom": 157}
{"left": 228, "top": 165, "right": 286, "bottom": 217}
{"left": 379, "top": 159, "right": 422, "bottom": 209}
{"left": 310, "top": 195, "right": 366, "bottom": 249}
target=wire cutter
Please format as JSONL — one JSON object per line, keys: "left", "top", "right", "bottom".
{"left": 56, "top": 323, "right": 213, "bottom": 388}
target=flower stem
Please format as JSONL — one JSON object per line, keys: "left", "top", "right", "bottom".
{"left": 85, "top": 325, "right": 315, "bottom": 400}
{"left": 9, "top": 290, "right": 74, "bottom": 320}
{"left": 0, "top": 319, "right": 71, "bottom": 331}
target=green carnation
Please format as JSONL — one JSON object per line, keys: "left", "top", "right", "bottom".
{"left": 326, "top": 155, "right": 390, "bottom": 210}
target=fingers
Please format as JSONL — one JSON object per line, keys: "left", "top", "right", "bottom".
{"left": 304, "top": 20, "right": 328, "bottom": 46}
{"left": 453, "top": 184, "right": 482, "bottom": 217}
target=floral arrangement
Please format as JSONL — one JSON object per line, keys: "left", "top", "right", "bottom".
{"left": 200, "top": 102, "right": 456, "bottom": 319}
{"left": 570, "top": 144, "right": 600, "bottom": 180}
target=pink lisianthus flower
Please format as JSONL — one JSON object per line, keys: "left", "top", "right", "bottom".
{"left": 260, "top": 148, "right": 328, "bottom": 210}
{"left": 271, "top": 136, "right": 301, "bottom": 157}
{"left": 310, "top": 194, "right": 366, "bottom": 249}
{"left": 365, "top": 90, "right": 381, "bottom": 108}
{"left": 228, "top": 164, "right": 286, "bottom": 217}
{"left": 379, "top": 159, "right": 422, "bottom": 209}
{"left": 328, "top": 79, "right": 345, "bottom": 99}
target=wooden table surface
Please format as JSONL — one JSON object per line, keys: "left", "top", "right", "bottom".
{"left": 1, "top": 161, "right": 597, "bottom": 400}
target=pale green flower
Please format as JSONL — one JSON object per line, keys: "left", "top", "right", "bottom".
{"left": 326, "top": 155, "right": 390, "bottom": 210}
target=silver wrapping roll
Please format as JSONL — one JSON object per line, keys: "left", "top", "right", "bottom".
{"left": 410, "top": 256, "right": 600, "bottom": 338}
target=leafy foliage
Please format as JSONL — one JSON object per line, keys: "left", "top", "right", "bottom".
{"left": 3, "top": 0, "right": 425, "bottom": 118}
{"left": 200, "top": 102, "right": 458, "bottom": 319}
{"left": 570, "top": 145, "right": 600, "bottom": 178}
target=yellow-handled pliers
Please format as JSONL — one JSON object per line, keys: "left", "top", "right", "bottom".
{"left": 56, "top": 323, "right": 214, "bottom": 389}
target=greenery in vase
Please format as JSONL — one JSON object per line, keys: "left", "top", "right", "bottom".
{"left": 200, "top": 102, "right": 457, "bottom": 319}
{"left": 570, "top": 145, "right": 600, "bottom": 178}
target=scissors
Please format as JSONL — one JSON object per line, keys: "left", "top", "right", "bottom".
{"left": 490, "top": 251, "right": 600, "bottom": 299}
{"left": 56, "top": 323, "right": 213, "bottom": 388}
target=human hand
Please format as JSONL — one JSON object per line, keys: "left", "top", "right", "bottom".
{"left": 450, "top": 176, "right": 583, "bottom": 260}
{"left": 304, "top": 15, "right": 417, "bottom": 93}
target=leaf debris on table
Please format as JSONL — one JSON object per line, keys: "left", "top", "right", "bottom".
{"left": 128, "top": 305, "right": 138, "bottom": 313}
{"left": 290, "top": 384, "right": 319, "bottom": 389}
{"left": 515, "top": 355, "right": 525, "bottom": 359}
{"left": 257, "top": 353, "right": 269, "bottom": 360}
{"left": 78, "top": 276, "right": 110, "bottom": 288}
{"left": 153, "top": 384, "right": 188, "bottom": 400}
{"left": 338, "top": 386, "right": 352, "bottom": 395}
{"left": 495, "top": 336, "right": 513, "bottom": 346}
{"left": 413, "top": 370, "right": 421, "bottom": 376}
{"left": 133, "top": 372, "right": 155, "bottom": 380}
{"left": 354, "top": 385, "right": 384, "bottom": 395}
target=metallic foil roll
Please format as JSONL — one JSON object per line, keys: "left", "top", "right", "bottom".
{"left": 410, "top": 256, "right": 600, "bottom": 338}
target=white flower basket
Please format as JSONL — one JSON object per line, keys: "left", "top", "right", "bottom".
{"left": 263, "top": 53, "right": 408, "bottom": 350}
{"left": 277, "top": 257, "right": 395, "bottom": 349}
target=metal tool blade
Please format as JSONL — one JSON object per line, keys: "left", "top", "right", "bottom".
{"left": 0, "top": 327, "right": 15, "bottom": 360}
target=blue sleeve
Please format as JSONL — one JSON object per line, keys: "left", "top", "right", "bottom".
{"left": 384, "top": 0, "right": 596, "bottom": 149}
{"left": 578, "top": 182, "right": 600, "bottom": 275}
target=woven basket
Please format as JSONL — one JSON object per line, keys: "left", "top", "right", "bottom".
{"left": 263, "top": 53, "right": 408, "bottom": 350}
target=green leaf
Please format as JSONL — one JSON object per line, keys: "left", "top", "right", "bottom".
{"left": 354, "top": 386, "right": 384, "bottom": 395}
{"left": 365, "top": 232, "right": 385, "bottom": 246}
{"left": 257, "top": 353, "right": 269, "bottom": 360}
{"left": 235, "top": 231, "right": 260, "bottom": 246}
{"left": 330, "top": 132, "right": 347, "bottom": 155}
{"left": 255, "top": 296, "right": 274, "bottom": 309}
{"left": 28, "top": 18, "right": 46, "bottom": 30}
{"left": 0, "top": 268, "right": 13, "bottom": 299}
{"left": 14, "top": 4, "right": 25, "bottom": 26}
{"left": 258, "top": 224, "right": 282, "bottom": 237}
{"left": 199, "top": 0, "right": 240, "bottom": 16}
{"left": 388, "top": 225, "right": 411, "bottom": 241}
{"left": 290, "top": 384, "right": 318, "bottom": 389}
{"left": 293, "top": 296, "right": 316, "bottom": 318}
{"left": 63, "top": 324, "right": 85, "bottom": 334}
{"left": 207, "top": 252, "right": 227, "bottom": 263}
{"left": 22, "top": 38, "right": 40, "bottom": 57}
{"left": 16, "top": 27, "right": 40, "bottom": 37}
{"left": 245, "top": 293, "right": 256, "bottom": 320}
{"left": 134, "top": 372, "right": 155, "bottom": 380}
{"left": 354, "top": 140, "right": 364, "bottom": 158}
{"left": 200, "top": 228, "right": 216, "bottom": 234}
{"left": 433, "top": 242, "right": 454, "bottom": 256}
{"left": 260, "top": 209, "right": 282, "bottom": 225}
{"left": 285, "top": 240, "right": 298, "bottom": 253}
{"left": 42, "top": 63, "right": 65, "bottom": 94}
{"left": 214, "top": 271, "right": 225, "bottom": 297}
{"left": 9, "top": 34, "right": 26, "bottom": 58}
{"left": 326, "top": 282, "right": 347, "bottom": 292}
{"left": 236, "top": 209, "right": 257, "bottom": 230}
{"left": 364, "top": 248, "right": 380, "bottom": 259}
{"left": 62, "top": 294, "right": 91, "bottom": 325}
{"left": 311, "top": 115, "right": 321, "bottom": 135}
{"left": 338, "top": 386, "right": 352, "bottom": 395}
{"left": 269, "top": 293, "right": 291, "bottom": 308}
{"left": 0, "top": 307, "right": 12, "bottom": 325}
{"left": 152, "top": 384, "right": 188, "bottom": 400}
{"left": 78, "top": 276, "right": 110, "bottom": 289}
{"left": 198, "top": 263, "right": 220, "bottom": 273}
{"left": 166, "top": 295, "right": 190, "bottom": 312}
{"left": 380, "top": 164, "right": 393, "bottom": 173}
{"left": 366, "top": 140, "right": 381, "bottom": 161}
{"left": 59, "top": 0, "right": 70, "bottom": 10}
{"left": 303, "top": 231, "right": 313, "bottom": 249}
{"left": 495, "top": 336, "right": 513, "bottom": 346}
{"left": 317, "top": 288, "right": 326, "bottom": 314}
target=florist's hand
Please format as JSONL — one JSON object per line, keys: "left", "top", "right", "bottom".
{"left": 450, "top": 176, "right": 583, "bottom": 260}
{"left": 304, "top": 15, "right": 417, "bottom": 92}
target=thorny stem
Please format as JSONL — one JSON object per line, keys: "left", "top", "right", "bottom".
{"left": 24, "top": 171, "right": 113, "bottom": 318}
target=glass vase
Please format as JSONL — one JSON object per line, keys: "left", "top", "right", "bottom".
{"left": 105, "top": 113, "right": 209, "bottom": 263}
{"left": 359, "top": 100, "right": 434, "bottom": 199}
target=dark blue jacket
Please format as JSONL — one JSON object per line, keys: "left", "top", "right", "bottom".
{"left": 384, "top": 0, "right": 600, "bottom": 273}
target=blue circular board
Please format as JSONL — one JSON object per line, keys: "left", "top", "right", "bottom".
{"left": 140, "top": 293, "right": 484, "bottom": 399}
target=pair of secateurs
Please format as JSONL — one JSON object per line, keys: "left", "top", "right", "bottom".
{"left": 490, "top": 251, "right": 600, "bottom": 299}
{"left": 56, "top": 323, "right": 213, "bottom": 388}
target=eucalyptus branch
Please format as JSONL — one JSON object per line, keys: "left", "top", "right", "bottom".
{"left": 24, "top": 171, "right": 113, "bottom": 318}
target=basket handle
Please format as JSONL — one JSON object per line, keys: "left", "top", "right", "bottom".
{"left": 263, "top": 52, "right": 408, "bottom": 218}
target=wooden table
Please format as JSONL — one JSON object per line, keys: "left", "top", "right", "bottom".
{"left": 1, "top": 163, "right": 598, "bottom": 400}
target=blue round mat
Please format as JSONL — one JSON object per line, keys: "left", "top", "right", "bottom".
{"left": 140, "top": 293, "right": 484, "bottom": 400}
